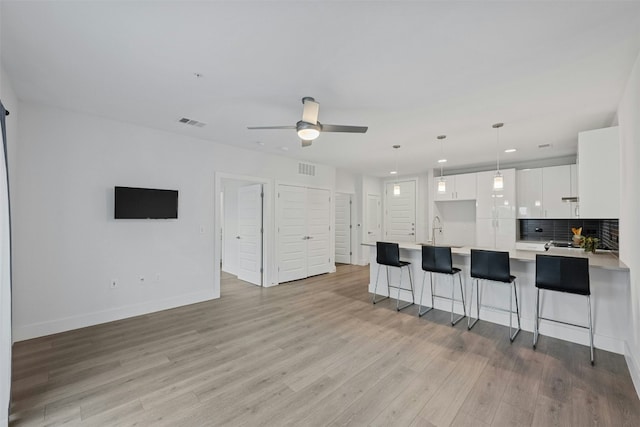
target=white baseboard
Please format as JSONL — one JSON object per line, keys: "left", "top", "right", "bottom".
{"left": 625, "top": 341, "right": 640, "bottom": 400}
{"left": 13, "top": 290, "right": 215, "bottom": 342}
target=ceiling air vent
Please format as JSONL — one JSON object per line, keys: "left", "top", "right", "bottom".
{"left": 298, "top": 163, "right": 316, "bottom": 176}
{"left": 178, "top": 117, "right": 206, "bottom": 127}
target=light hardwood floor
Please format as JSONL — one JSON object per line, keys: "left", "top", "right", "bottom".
{"left": 10, "top": 264, "right": 640, "bottom": 426}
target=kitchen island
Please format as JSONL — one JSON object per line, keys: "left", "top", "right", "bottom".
{"left": 365, "top": 242, "right": 630, "bottom": 354}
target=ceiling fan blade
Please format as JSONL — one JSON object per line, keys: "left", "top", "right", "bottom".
{"left": 301, "top": 98, "right": 319, "bottom": 124}
{"left": 247, "top": 125, "right": 296, "bottom": 130}
{"left": 320, "top": 124, "right": 368, "bottom": 133}
{"left": 301, "top": 139, "right": 313, "bottom": 147}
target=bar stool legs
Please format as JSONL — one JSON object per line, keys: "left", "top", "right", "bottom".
{"left": 396, "top": 267, "right": 414, "bottom": 311}
{"left": 371, "top": 264, "right": 389, "bottom": 305}
{"left": 418, "top": 271, "right": 466, "bottom": 325}
{"left": 533, "top": 288, "right": 594, "bottom": 365}
{"left": 418, "top": 272, "right": 435, "bottom": 317}
{"left": 450, "top": 273, "right": 466, "bottom": 325}
{"left": 468, "top": 278, "right": 521, "bottom": 342}
{"left": 372, "top": 264, "right": 414, "bottom": 312}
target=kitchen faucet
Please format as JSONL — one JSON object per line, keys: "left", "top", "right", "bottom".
{"left": 432, "top": 215, "right": 442, "bottom": 246}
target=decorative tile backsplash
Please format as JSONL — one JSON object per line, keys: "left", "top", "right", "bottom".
{"left": 519, "top": 219, "right": 619, "bottom": 250}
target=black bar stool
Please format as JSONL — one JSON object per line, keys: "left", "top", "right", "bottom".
{"left": 372, "top": 242, "right": 414, "bottom": 311}
{"left": 418, "top": 245, "right": 466, "bottom": 325}
{"left": 534, "top": 254, "right": 594, "bottom": 364}
{"left": 468, "top": 249, "right": 521, "bottom": 342}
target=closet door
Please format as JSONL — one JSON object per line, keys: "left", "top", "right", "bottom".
{"left": 277, "top": 185, "right": 332, "bottom": 282}
{"left": 307, "top": 188, "right": 331, "bottom": 276}
{"left": 278, "top": 185, "right": 308, "bottom": 282}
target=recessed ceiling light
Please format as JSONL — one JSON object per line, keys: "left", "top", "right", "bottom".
{"left": 390, "top": 171, "right": 398, "bottom": 175}
{"left": 504, "top": 148, "right": 516, "bottom": 153}
{"left": 437, "top": 159, "right": 447, "bottom": 163}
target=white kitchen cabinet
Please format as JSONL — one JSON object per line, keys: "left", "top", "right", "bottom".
{"left": 570, "top": 164, "right": 579, "bottom": 218}
{"left": 516, "top": 165, "right": 574, "bottom": 219}
{"left": 542, "top": 165, "right": 572, "bottom": 218}
{"left": 476, "top": 169, "right": 516, "bottom": 250}
{"left": 578, "top": 126, "right": 619, "bottom": 218}
{"left": 434, "top": 172, "right": 477, "bottom": 201}
{"left": 516, "top": 168, "right": 543, "bottom": 218}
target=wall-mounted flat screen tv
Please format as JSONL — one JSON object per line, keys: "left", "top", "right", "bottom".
{"left": 114, "top": 186, "right": 178, "bottom": 219}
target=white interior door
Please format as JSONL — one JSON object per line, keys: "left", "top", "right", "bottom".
{"left": 385, "top": 181, "right": 416, "bottom": 242}
{"left": 278, "top": 185, "right": 308, "bottom": 282}
{"left": 334, "top": 193, "right": 351, "bottom": 264}
{"left": 366, "top": 194, "right": 381, "bottom": 243}
{"left": 306, "top": 188, "right": 331, "bottom": 276}
{"left": 237, "top": 184, "right": 263, "bottom": 286}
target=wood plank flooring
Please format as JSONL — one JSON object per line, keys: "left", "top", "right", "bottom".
{"left": 10, "top": 264, "right": 640, "bottom": 426}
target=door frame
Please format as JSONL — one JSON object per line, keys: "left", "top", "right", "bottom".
{"left": 214, "top": 172, "right": 274, "bottom": 297}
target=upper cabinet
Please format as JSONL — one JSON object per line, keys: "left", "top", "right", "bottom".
{"left": 542, "top": 165, "right": 572, "bottom": 218}
{"left": 476, "top": 169, "right": 516, "bottom": 220}
{"left": 578, "top": 126, "right": 619, "bottom": 218}
{"left": 517, "top": 165, "right": 574, "bottom": 219}
{"left": 516, "top": 168, "right": 543, "bottom": 218}
{"left": 434, "top": 172, "right": 477, "bottom": 201}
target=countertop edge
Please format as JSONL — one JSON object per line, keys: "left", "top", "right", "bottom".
{"left": 362, "top": 242, "right": 629, "bottom": 271}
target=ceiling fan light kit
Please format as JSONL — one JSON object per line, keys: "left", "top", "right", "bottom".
{"left": 248, "top": 97, "right": 368, "bottom": 147}
{"left": 296, "top": 121, "right": 320, "bottom": 140}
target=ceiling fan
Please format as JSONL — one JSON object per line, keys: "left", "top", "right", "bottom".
{"left": 248, "top": 97, "right": 368, "bottom": 147}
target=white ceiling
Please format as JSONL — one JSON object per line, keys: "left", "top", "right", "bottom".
{"left": 2, "top": 1, "right": 640, "bottom": 177}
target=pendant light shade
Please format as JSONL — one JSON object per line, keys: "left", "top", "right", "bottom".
{"left": 492, "top": 123, "right": 504, "bottom": 191}
{"left": 493, "top": 172, "right": 504, "bottom": 190}
{"left": 437, "top": 179, "right": 447, "bottom": 193}
{"left": 437, "top": 135, "right": 447, "bottom": 193}
{"left": 392, "top": 145, "right": 401, "bottom": 196}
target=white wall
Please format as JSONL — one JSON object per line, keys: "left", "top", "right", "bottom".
{"left": 0, "top": 63, "right": 19, "bottom": 427}
{"left": 13, "top": 102, "right": 335, "bottom": 341}
{"left": 618, "top": 50, "right": 640, "bottom": 398}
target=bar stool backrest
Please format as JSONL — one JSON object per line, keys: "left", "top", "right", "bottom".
{"left": 376, "top": 242, "right": 402, "bottom": 267}
{"left": 470, "top": 249, "right": 511, "bottom": 283}
{"left": 535, "top": 254, "right": 590, "bottom": 295}
{"left": 422, "top": 245, "right": 454, "bottom": 274}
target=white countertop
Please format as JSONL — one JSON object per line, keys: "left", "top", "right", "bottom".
{"left": 363, "top": 242, "right": 629, "bottom": 271}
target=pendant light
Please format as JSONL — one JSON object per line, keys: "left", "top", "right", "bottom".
{"left": 392, "top": 145, "right": 401, "bottom": 196}
{"left": 492, "top": 123, "right": 504, "bottom": 191}
{"left": 437, "top": 135, "right": 447, "bottom": 193}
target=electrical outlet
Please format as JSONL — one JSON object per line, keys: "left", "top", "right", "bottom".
{"left": 139, "top": 275, "right": 145, "bottom": 284}
{"left": 110, "top": 279, "right": 118, "bottom": 289}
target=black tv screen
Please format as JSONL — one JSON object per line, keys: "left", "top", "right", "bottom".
{"left": 114, "top": 186, "right": 178, "bottom": 219}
